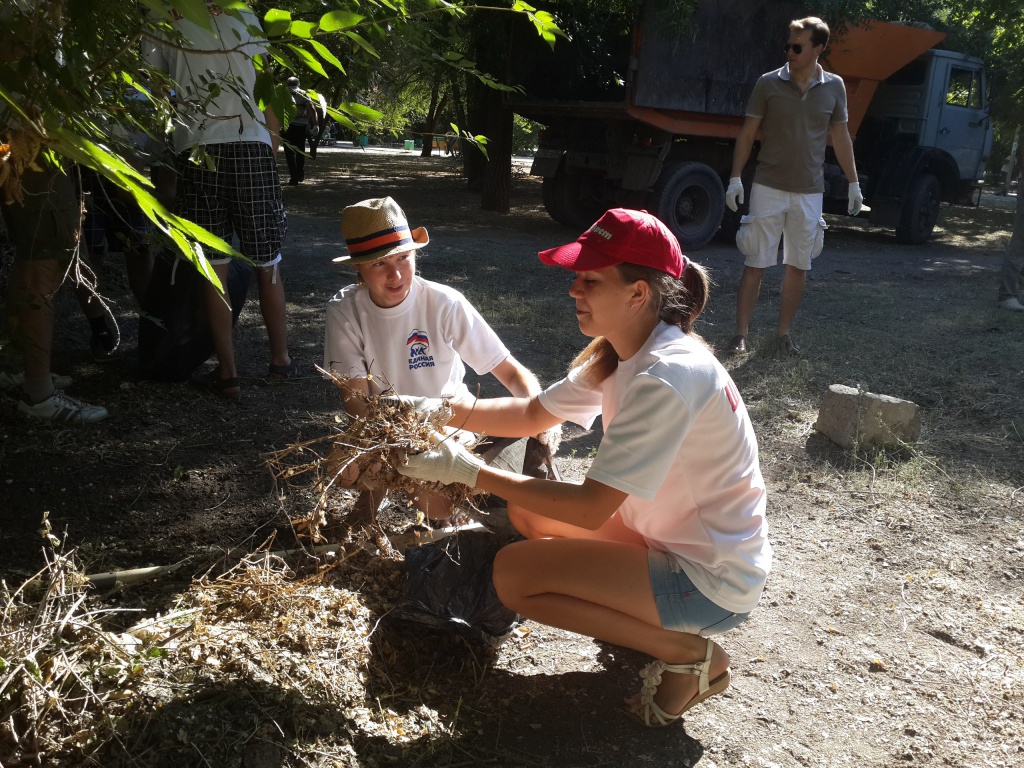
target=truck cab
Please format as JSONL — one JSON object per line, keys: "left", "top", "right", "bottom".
{"left": 828, "top": 48, "right": 992, "bottom": 242}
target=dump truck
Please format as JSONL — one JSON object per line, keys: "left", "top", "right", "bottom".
{"left": 510, "top": 0, "right": 992, "bottom": 249}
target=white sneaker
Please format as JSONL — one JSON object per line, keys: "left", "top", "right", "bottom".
{"left": 18, "top": 390, "right": 108, "bottom": 423}
{"left": 0, "top": 371, "right": 74, "bottom": 394}
{"left": 997, "top": 297, "right": 1024, "bottom": 311}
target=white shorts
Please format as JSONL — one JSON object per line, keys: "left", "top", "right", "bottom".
{"left": 736, "top": 183, "right": 827, "bottom": 271}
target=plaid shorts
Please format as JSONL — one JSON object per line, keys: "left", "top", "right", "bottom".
{"left": 175, "top": 142, "right": 286, "bottom": 266}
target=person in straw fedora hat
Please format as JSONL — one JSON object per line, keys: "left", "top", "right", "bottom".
{"left": 324, "top": 197, "right": 557, "bottom": 524}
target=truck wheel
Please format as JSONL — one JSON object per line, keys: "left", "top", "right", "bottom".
{"left": 895, "top": 173, "right": 941, "bottom": 244}
{"left": 652, "top": 161, "right": 725, "bottom": 250}
{"left": 541, "top": 173, "right": 575, "bottom": 227}
{"left": 542, "top": 169, "right": 606, "bottom": 229}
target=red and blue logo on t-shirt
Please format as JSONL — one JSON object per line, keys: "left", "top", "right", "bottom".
{"left": 407, "top": 329, "right": 435, "bottom": 370}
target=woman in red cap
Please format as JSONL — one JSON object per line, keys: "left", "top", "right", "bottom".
{"left": 397, "top": 208, "right": 771, "bottom": 727}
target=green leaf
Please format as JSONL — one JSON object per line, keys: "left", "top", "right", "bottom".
{"left": 511, "top": 0, "right": 564, "bottom": 49}
{"left": 289, "top": 20, "right": 317, "bottom": 39}
{"left": 309, "top": 39, "right": 345, "bottom": 73}
{"left": 338, "top": 101, "right": 382, "bottom": 121}
{"left": 344, "top": 30, "right": 379, "bottom": 58}
{"left": 137, "top": 0, "right": 172, "bottom": 20}
{"left": 252, "top": 70, "right": 276, "bottom": 111}
{"left": 326, "top": 108, "right": 357, "bottom": 132}
{"left": 318, "top": 10, "right": 364, "bottom": 32}
{"left": 169, "top": 0, "right": 216, "bottom": 30}
{"left": 267, "top": 48, "right": 299, "bottom": 75}
{"left": 286, "top": 44, "right": 329, "bottom": 79}
{"left": 263, "top": 9, "right": 292, "bottom": 37}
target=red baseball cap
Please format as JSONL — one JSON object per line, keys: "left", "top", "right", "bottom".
{"left": 538, "top": 209, "right": 688, "bottom": 279}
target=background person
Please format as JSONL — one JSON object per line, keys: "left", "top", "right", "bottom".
{"left": 996, "top": 166, "right": 1024, "bottom": 311}
{"left": 73, "top": 165, "right": 155, "bottom": 361}
{"left": 324, "top": 196, "right": 551, "bottom": 523}
{"left": 1, "top": 164, "right": 108, "bottom": 422}
{"left": 1001, "top": 152, "right": 1018, "bottom": 196}
{"left": 283, "top": 76, "right": 317, "bottom": 185}
{"left": 395, "top": 208, "right": 771, "bottom": 727}
{"left": 144, "top": 2, "right": 295, "bottom": 398}
{"left": 724, "top": 16, "right": 861, "bottom": 357}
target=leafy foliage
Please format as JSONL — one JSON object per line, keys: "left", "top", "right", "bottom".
{"left": 0, "top": 0, "right": 562, "bottom": 285}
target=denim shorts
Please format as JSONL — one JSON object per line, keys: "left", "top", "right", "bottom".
{"left": 648, "top": 551, "right": 750, "bottom": 636}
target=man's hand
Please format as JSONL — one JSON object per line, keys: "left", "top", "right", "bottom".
{"left": 398, "top": 438, "right": 483, "bottom": 488}
{"left": 848, "top": 182, "right": 864, "bottom": 216}
{"left": 725, "top": 177, "right": 745, "bottom": 212}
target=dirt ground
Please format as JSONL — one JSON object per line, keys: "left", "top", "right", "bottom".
{"left": 1, "top": 145, "right": 1022, "bottom": 767}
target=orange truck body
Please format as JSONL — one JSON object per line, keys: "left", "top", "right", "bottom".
{"left": 626, "top": 20, "right": 948, "bottom": 141}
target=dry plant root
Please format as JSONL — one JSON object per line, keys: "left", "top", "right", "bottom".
{"left": 265, "top": 368, "right": 483, "bottom": 543}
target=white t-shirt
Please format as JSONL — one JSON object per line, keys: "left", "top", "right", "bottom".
{"left": 324, "top": 276, "right": 510, "bottom": 401}
{"left": 539, "top": 322, "right": 771, "bottom": 614}
{"left": 143, "top": 5, "right": 271, "bottom": 154}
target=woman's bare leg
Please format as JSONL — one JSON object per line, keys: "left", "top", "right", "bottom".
{"left": 493, "top": 537, "right": 730, "bottom": 716}
{"left": 507, "top": 506, "right": 647, "bottom": 542}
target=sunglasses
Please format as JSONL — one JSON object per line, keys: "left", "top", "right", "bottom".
{"left": 784, "top": 42, "right": 813, "bottom": 54}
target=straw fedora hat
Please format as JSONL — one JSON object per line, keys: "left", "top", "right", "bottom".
{"left": 333, "top": 197, "right": 429, "bottom": 265}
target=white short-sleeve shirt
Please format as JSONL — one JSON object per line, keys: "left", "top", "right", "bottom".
{"left": 539, "top": 323, "right": 771, "bottom": 614}
{"left": 323, "top": 276, "right": 510, "bottom": 401}
{"left": 142, "top": 7, "right": 272, "bottom": 153}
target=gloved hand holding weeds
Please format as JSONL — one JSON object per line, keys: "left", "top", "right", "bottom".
{"left": 399, "top": 435, "right": 483, "bottom": 488}
{"left": 381, "top": 394, "right": 445, "bottom": 423}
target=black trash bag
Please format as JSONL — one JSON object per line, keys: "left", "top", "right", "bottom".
{"left": 137, "top": 252, "right": 250, "bottom": 381}
{"left": 396, "top": 530, "right": 522, "bottom": 648}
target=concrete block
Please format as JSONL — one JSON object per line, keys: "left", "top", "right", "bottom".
{"left": 814, "top": 384, "right": 921, "bottom": 451}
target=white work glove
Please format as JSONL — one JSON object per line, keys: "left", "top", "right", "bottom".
{"left": 848, "top": 181, "right": 864, "bottom": 216}
{"left": 725, "top": 177, "right": 744, "bottom": 212}
{"left": 381, "top": 394, "right": 443, "bottom": 422}
{"left": 398, "top": 438, "right": 483, "bottom": 488}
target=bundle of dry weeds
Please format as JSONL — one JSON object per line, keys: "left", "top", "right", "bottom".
{"left": 0, "top": 528, "right": 133, "bottom": 765}
{"left": 266, "top": 370, "right": 482, "bottom": 541}
{"left": 0, "top": 529, "right": 387, "bottom": 766}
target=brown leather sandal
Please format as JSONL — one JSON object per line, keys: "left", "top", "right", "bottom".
{"left": 192, "top": 368, "right": 240, "bottom": 399}
{"left": 268, "top": 360, "right": 299, "bottom": 380}
{"left": 777, "top": 334, "right": 802, "bottom": 356}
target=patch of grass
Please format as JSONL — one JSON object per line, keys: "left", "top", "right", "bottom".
{"left": 722, "top": 253, "right": 1023, "bottom": 508}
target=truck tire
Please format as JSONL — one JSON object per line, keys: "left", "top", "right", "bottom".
{"left": 652, "top": 161, "right": 725, "bottom": 251}
{"left": 541, "top": 169, "right": 606, "bottom": 229}
{"left": 541, "top": 173, "right": 575, "bottom": 227}
{"left": 895, "top": 173, "right": 941, "bottom": 245}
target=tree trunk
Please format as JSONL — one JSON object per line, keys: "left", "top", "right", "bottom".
{"left": 420, "top": 69, "right": 446, "bottom": 158}
{"left": 480, "top": 97, "right": 512, "bottom": 213}
{"left": 466, "top": 12, "right": 513, "bottom": 212}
